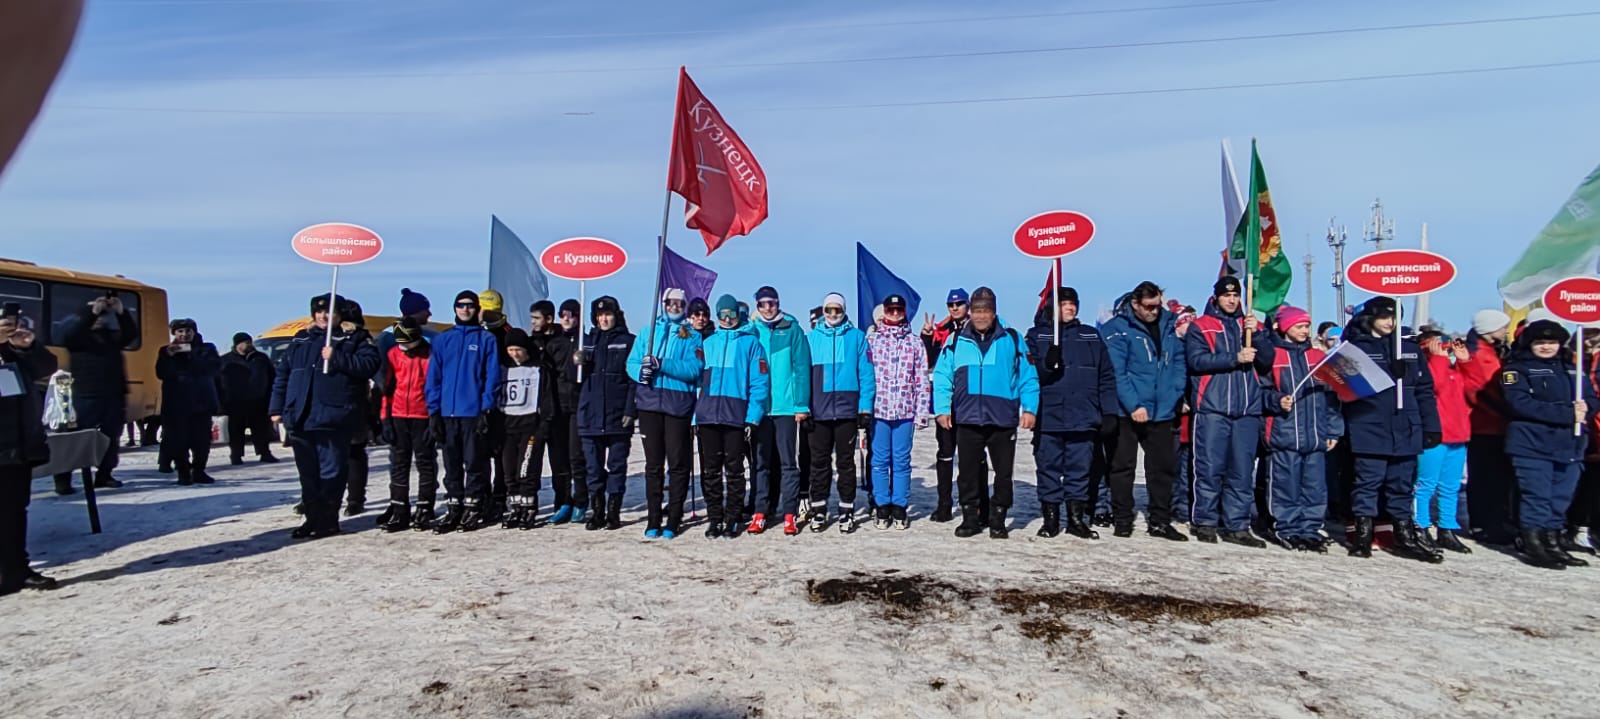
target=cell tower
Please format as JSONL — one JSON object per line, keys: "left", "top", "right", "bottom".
{"left": 1363, "top": 197, "right": 1395, "bottom": 250}
{"left": 1302, "top": 234, "right": 1315, "bottom": 319}
{"left": 1327, "top": 218, "right": 1348, "bottom": 316}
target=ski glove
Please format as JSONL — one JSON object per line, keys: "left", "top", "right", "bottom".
{"left": 475, "top": 414, "right": 491, "bottom": 437}
{"left": 1422, "top": 431, "right": 1442, "bottom": 449}
{"left": 428, "top": 414, "right": 445, "bottom": 444}
{"left": 1099, "top": 414, "right": 1119, "bottom": 440}
{"left": 800, "top": 417, "right": 815, "bottom": 434}
{"left": 380, "top": 419, "right": 397, "bottom": 446}
{"left": 1044, "top": 344, "right": 1063, "bottom": 373}
{"left": 638, "top": 364, "right": 656, "bottom": 385}
{"left": 621, "top": 415, "right": 636, "bottom": 431}
{"left": 857, "top": 413, "right": 872, "bottom": 431}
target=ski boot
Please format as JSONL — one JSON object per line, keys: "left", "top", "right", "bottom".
{"left": 433, "top": 501, "right": 465, "bottom": 534}
{"left": 893, "top": 506, "right": 909, "bottom": 530}
{"left": 379, "top": 503, "right": 411, "bottom": 532}
{"left": 837, "top": 505, "right": 856, "bottom": 534}
{"left": 410, "top": 503, "right": 436, "bottom": 532}
{"left": 874, "top": 506, "right": 891, "bottom": 531}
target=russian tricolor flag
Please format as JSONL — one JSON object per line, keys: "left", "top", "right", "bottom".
{"left": 1312, "top": 342, "right": 1395, "bottom": 402}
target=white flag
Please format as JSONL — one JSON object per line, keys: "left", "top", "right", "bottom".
{"left": 1221, "top": 139, "right": 1246, "bottom": 276}
{"left": 488, "top": 215, "right": 548, "bottom": 329}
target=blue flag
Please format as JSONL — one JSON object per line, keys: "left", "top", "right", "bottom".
{"left": 659, "top": 243, "right": 718, "bottom": 305}
{"left": 856, "top": 242, "right": 920, "bottom": 331}
{"left": 488, "top": 216, "right": 549, "bottom": 328}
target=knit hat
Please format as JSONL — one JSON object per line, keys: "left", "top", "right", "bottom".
{"left": 399, "top": 288, "right": 429, "bottom": 317}
{"left": 231, "top": 332, "right": 251, "bottom": 346}
{"left": 1213, "top": 275, "right": 1242, "bottom": 297}
{"left": 169, "top": 318, "right": 197, "bottom": 332}
{"left": 454, "top": 290, "right": 480, "bottom": 307}
{"left": 662, "top": 288, "right": 687, "bottom": 303}
{"left": 530, "top": 299, "right": 555, "bottom": 318}
{"left": 1472, "top": 309, "right": 1511, "bottom": 335}
{"left": 1523, "top": 319, "right": 1570, "bottom": 344}
{"left": 715, "top": 294, "right": 740, "bottom": 317}
{"left": 1363, "top": 296, "right": 1397, "bottom": 318}
{"left": 503, "top": 327, "right": 530, "bottom": 351}
{"left": 393, "top": 317, "right": 422, "bottom": 344}
{"left": 970, "top": 286, "right": 997, "bottom": 312}
{"left": 754, "top": 286, "right": 779, "bottom": 303}
{"left": 946, "top": 288, "right": 969, "bottom": 305}
{"left": 1055, "top": 287, "right": 1080, "bottom": 305}
{"left": 559, "top": 299, "right": 580, "bottom": 316}
{"left": 1275, "top": 305, "right": 1311, "bottom": 330}
{"left": 823, "top": 292, "right": 846, "bottom": 310}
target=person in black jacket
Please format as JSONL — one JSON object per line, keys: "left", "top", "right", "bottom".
{"left": 1503, "top": 320, "right": 1599, "bottom": 568}
{"left": 337, "top": 299, "right": 379, "bottom": 517}
{"left": 1340, "top": 297, "right": 1443, "bottom": 562}
{"left": 157, "top": 318, "right": 222, "bottom": 485}
{"left": 537, "top": 299, "right": 588, "bottom": 525}
{"left": 0, "top": 305, "right": 61, "bottom": 595}
{"left": 53, "top": 293, "right": 137, "bottom": 491}
{"left": 269, "top": 294, "right": 383, "bottom": 539}
{"left": 219, "top": 332, "right": 278, "bottom": 465}
{"left": 576, "top": 296, "right": 637, "bottom": 531}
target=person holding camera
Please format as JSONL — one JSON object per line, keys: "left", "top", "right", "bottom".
{"left": 157, "top": 319, "right": 222, "bottom": 486}
{"left": 53, "top": 292, "right": 137, "bottom": 493}
{"left": 0, "top": 304, "right": 60, "bottom": 595}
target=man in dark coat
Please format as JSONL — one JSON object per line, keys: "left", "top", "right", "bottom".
{"left": 157, "top": 318, "right": 222, "bottom": 485}
{"left": 576, "top": 296, "right": 637, "bottom": 531}
{"left": 269, "top": 294, "right": 383, "bottom": 539}
{"left": 219, "top": 332, "right": 278, "bottom": 465}
{"left": 0, "top": 305, "right": 61, "bottom": 595}
{"left": 53, "top": 293, "right": 137, "bottom": 491}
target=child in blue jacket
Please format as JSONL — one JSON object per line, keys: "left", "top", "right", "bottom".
{"left": 695, "top": 294, "right": 770, "bottom": 539}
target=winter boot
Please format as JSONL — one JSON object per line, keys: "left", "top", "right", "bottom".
{"left": 1434, "top": 528, "right": 1472, "bottom": 554}
{"left": 1092, "top": 512, "right": 1113, "bottom": 528}
{"left": 988, "top": 507, "right": 1009, "bottom": 539}
{"left": 783, "top": 514, "right": 800, "bottom": 536}
{"left": 837, "top": 504, "right": 856, "bottom": 534}
{"left": 1112, "top": 523, "right": 1134, "bottom": 538}
{"left": 176, "top": 466, "right": 194, "bottom": 486}
{"left": 1519, "top": 528, "right": 1567, "bottom": 570}
{"left": 410, "top": 503, "right": 436, "bottom": 532}
{"left": 1348, "top": 517, "right": 1374, "bottom": 558}
{"left": 1036, "top": 503, "right": 1061, "bottom": 538}
{"left": 605, "top": 494, "right": 623, "bottom": 531}
{"left": 1545, "top": 529, "right": 1589, "bottom": 568}
{"left": 550, "top": 505, "right": 574, "bottom": 525}
{"left": 194, "top": 470, "right": 216, "bottom": 485}
{"left": 483, "top": 498, "right": 505, "bottom": 527}
{"left": 290, "top": 517, "right": 319, "bottom": 540}
{"left": 1416, "top": 525, "right": 1440, "bottom": 553}
{"left": 893, "top": 505, "right": 909, "bottom": 530}
{"left": 1220, "top": 530, "right": 1266, "bottom": 549}
{"left": 344, "top": 499, "right": 364, "bottom": 517}
{"left": 1147, "top": 523, "right": 1189, "bottom": 542}
{"left": 93, "top": 471, "right": 123, "bottom": 489}
{"left": 379, "top": 503, "right": 411, "bottom": 532}
{"left": 53, "top": 476, "right": 74, "bottom": 495}
{"left": 433, "top": 501, "right": 464, "bottom": 534}
{"left": 1390, "top": 520, "right": 1444, "bottom": 563}
{"left": 458, "top": 499, "right": 485, "bottom": 532}
{"left": 1064, "top": 501, "right": 1099, "bottom": 539}
{"left": 584, "top": 496, "right": 606, "bottom": 531}
{"left": 1562, "top": 528, "right": 1596, "bottom": 555}
{"left": 954, "top": 504, "right": 984, "bottom": 538}
{"left": 1192, "top": 526, "right": 1219, "bottom": 544}
{"left": 874, "top": 506, "right": 891, "bottom": 531}
{"left": 502, "top": 499, "right": 525, "bottom": 530}
{"left": 930, "top": 499, "right": 953, "bottom": 523}
{"left": 705, "top": 520, "right": 725, "bottom": 539}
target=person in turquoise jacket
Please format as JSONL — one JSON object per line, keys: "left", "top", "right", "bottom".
{"left": 625, "top": 288, "right": 705, "bottom": 539}
{"left": 932, "top": 287, "right": 1039, "bottom": 540}
{"left": 804, "top": 292, "right": 876, "bottom": 535}
{"left": 747, "top": 285, "right": 812, "bottom": 535}
{"left": 696, "top": 294, "right": 770, "bottom": 539}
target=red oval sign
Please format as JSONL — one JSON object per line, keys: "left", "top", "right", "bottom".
{"left": 1345, "top": 249, "right": 1455, "bottom": 297}
{"left": 291, "top": 223, "right": 384, "bottom": 266}
{"left": 1013, "top": 211, "right": 1096, "bottom": 259}
{"left": 539, "top": 237, "right": 628, "bottom": 281}
{"left": 1542, "top": 276, "right": 1600, "bottom": 325}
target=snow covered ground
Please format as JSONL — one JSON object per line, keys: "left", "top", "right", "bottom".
{"left": 7, "top": 433, "right": 1599, "bottom": 719}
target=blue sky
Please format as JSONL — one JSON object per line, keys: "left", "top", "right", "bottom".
{"left": 2, "top": 0, "right": 1598, "bottom": 338}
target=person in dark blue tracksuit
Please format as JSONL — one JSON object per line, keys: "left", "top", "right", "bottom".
{"left": 1340, "top": 297, "right": 1442, "bottom": 562}
{"left": 424, "top": 290, "right": 501, "bottom": 533}
{"left": 1261, "top": 306, "right": 1343, "bottom": 552}
{"left": 1100, "top": 282, "right": 1188, "bottom": 538}
{"left": 932, "top": 287, "right": 1040, "bottom": 540}
{"left": 270, "top": 294, "right": 383, "bottom": 539}
{"left": 576, "top": 296, "right": 637, "bottom": 532}
{"left": 1185, "top": 276, "right": 1275, "bottom": 547}
{"left": 696, "top": 294, "right": 770, "bottom": 539}
{"left": 805, "top": 292, "right": 876, "bottom": 536}
{"left": 1502, "top": 320, "right": 1599, "bottom": 569}
{"left": 626, "top": 288, "right": 703, "bottom": 539}
{"left": 1025, "top": 287, "right": 1128, "bottom": 540}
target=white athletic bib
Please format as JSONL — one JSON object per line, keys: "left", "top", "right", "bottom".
{"left": 500, "top": 365, "right": 542, "bottom": 416}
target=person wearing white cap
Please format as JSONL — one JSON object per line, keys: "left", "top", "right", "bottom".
{"left": 1460, "top": 308, "right": 1515, "bottom": 544}
{"left": 803, "top": 292, "right": 876, "bottom": 536}
{"left": 626, "top": 287, "right": 705, "bottom": 539}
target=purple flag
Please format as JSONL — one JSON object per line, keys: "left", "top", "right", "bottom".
{"left": 659, "top": 243, "right": 717, "bottom": 304}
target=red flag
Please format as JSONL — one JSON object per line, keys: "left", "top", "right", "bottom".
{"left": 1037, "top": 258, "right": 1062, "bottom": 313}
{"left": 667, "top": 67, "right": 768, "bottom": 255}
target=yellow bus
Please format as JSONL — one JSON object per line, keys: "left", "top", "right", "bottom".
{"left": 0, "top": 258, "right": 169, "bottom": 421}
{"left": 256, "top": 314, "right": 451, "bottom": 361}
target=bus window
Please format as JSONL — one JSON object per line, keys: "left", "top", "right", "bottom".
{"left": 49, "top": 282, "right": 143, "bottom": 350}
{"left": 0, "top": 276, "right": 45, "bottom": 339}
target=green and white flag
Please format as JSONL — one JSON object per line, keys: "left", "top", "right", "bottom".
{"left": 1499, "top": 162, "right": 1600, "bottom": 310}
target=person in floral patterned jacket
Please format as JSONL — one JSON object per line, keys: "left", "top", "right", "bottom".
{"left": 866, "top": 294, "right": 930, "bottom": 529}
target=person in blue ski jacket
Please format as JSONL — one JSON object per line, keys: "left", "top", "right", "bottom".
{"left": 1502, "top": 319, "right": 1599, "bottom": 569}
{"left": 1340, "top": 296, "right": 1443, "bottom": 562}
{"left": 803, "top": 292, "right": 876, "bottom": 536}
{"left": 575, "top": 296, "right": 637, "bottom": 532}
{"left": 1100, "top": 281, "right": 1187, "bottom": 538}
{"left": 747, "top": 286, "right": 812, "bottom": 535}
{"left": 270, "top": 293, "right": 383, "bottom": 539}
{"left": 424, "top": 290, "right": 500, "bottom": 533}
{"left": 932, "top": 287, "right": 1039, "bottom": 540}
{"left": 1024, "top": 287, "right": 1147, "bottom": 541}
{"left": 1261, "top": 306, "right": 1343, "bottom": 552}
{"left": 626, "top": 288, "right": 704, "bottom": 539}
{"left": 695, "top": 294, "right": 770, "bottom": 539}
{"left": 1184, "top": 276, "right": 1276, "bottom": 547}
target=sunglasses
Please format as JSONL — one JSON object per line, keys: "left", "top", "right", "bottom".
{"left": 947, "top": 302, "right": 967, "bottom": 309}
{"left": 885, "top": 306, "right": 906, "bottom": 313}
{"left": 756, "top": 300, "right": 779, "bottom": 309}
{"left": 689, "top": 310, "right": 710, "bottom": 318}
{"left": 455, "top": 302, "right": 478, "bottom": 309}
{"left": 823, "top": 307, "right": 844, "bottom": 315}
{"left": 717, "top": 310, "right": 739, "bottom": 321}
{"left": 665, "top": 299, "right": 686, "bottom": 308}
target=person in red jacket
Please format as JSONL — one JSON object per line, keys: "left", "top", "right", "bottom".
{"left": 375, "top": 318, "right": 438, "bottom": 532}
{"left": 1459, "top": 309, "right": 1513, "bottom": 545}
{"left": 1415, "top": 330, "right": 1473, "bottom": 553}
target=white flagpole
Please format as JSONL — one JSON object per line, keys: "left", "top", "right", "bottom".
{"left": 1394, "top": 302, "right": 1404, "bottom": 410}
{"left": 322, "top": 266, "right": 338, "bottom": 374}
{"left": 1577, "top": 324, "right": 1585, "bottom": 437}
